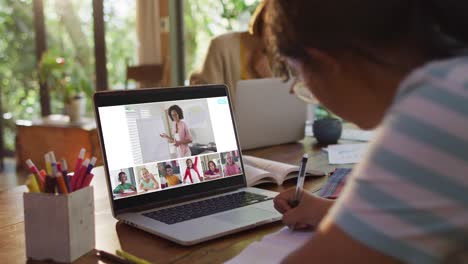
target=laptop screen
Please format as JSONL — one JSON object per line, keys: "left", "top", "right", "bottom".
{"left": 94, "top": 85, "right": 245, "bottom": 210}
{"left": 96, "top": 87, "right": 244, "bottom": 204}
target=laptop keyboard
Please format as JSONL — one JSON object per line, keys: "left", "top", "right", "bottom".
{"left": 143, "top": 191, "right": 272, "bottom": 225}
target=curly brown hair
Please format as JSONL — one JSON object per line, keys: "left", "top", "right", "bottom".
{"left": 265, "top": 0, "right": 468, "bottom": 78}
{"left": 168, "top": 105, "right": 184, "bottom": 121}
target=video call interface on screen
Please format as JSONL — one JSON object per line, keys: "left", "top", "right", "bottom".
{"left": 98, "top": 96, "right": 243, "bottom": 200}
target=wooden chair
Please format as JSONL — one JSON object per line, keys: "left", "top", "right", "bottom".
{"left": 125, "top": 58, "right": 170, "bottom": 89}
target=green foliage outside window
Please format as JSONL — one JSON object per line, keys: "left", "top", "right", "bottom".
{"left": 0, "top": 0, "right": 39, "bottom": 154}
{"left": 0, "top": 0, "right": 135, "bottom": 153}
{"left": 38, "top": 49, "right": 93, "bottom": 106}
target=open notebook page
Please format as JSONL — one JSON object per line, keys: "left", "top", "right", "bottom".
{"left": 243, "top": 163, "right": 278, "bottom": 186}
{"left": 243, "top": 155, "right": 299, "bottom": 175}
{"left": 225, "top": 227, "right": 313, "bottom": 264}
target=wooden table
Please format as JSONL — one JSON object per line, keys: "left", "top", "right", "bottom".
{"left": 1, "top": 138, "right": 328, "bottom": 264}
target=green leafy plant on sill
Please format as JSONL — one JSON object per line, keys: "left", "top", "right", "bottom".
{"left": 315, "top": 105, "right": 341, "bottom": 120}
{"left": 38, "top": 49, "right": 93, "bottom": 107}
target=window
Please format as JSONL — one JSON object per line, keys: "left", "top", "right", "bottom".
{"left": 0, "top": 0, "right": 38, "bottom": 153}
{"left": 0, "top": 0, "right": 137, "bottom": 154}
{"left": 184, "top": 0, "right": 260, "bottom": 80}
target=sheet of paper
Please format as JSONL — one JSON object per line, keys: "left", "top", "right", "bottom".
{"left": 341, "top": 128, "right": 374, "bottom": 142}
{"left": 225, "top": 227, "right": 313, "bottom": 264}
{"left": 305, "top": 122, "right": 313, "bottom": 137}
{"left": 327, "top": 143, "right": 368, "bottom": 164}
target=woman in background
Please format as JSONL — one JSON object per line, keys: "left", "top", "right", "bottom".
{"left": 160, "top": 105, "right": 192, "bottom": 158}
{"left": 267, "top": 0, "right": 468, "bottom": 263}
{"left": 189, "top": 0, "right": 272, "bottom": 100}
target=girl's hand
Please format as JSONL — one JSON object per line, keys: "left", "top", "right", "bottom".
{"left": 274, "top": 188, "right": 334, "bottom": 229}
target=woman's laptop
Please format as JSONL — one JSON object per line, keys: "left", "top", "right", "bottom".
{"left": 235, "top": 78, "right": 307, "bottom": 150}
{"left": 93, "top": 85, "right": 281, "bottom": 245}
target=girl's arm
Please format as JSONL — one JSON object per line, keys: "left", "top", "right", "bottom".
{"left": 113, "top": 185, "right": 122, "bottom": 194}
{"left": 236, "top": 164, "right": 241, "bottom": 173}
{"left": 183, "top": 169, "right": 190, "bottom": 182}
{"left": 154, "top": 179, "right": 159, "bottom": 189}
{"left": 150, "top": 174, "right": 159, "bottom": 189}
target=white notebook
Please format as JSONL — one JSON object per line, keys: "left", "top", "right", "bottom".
{"left": 226, "top": 227, "right": 314, "bottom": 264}
{"left": 327, "top": 143, "right": 368, "bottom": 165}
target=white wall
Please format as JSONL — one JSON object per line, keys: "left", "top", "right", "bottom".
{"left": 99, "top": 106, "right": 135, "bottom": 170}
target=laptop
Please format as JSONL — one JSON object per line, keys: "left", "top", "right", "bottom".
{"left": 235, "top": 78, "right": 307, "bottom": 150}
{"left": 93, "top": 85, "right": 281, "bottom": 245}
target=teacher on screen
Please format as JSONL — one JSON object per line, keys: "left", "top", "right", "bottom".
{"left": 160, "top": 104, "right": 193, "bottom": 158}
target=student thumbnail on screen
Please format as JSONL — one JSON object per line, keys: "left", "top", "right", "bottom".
{"left": 157, "top": 160, "right": 183, "bottom": 189}
{"left": 180, "top": 156, "right": 204, "bottom": 184}
{"left": 110, "top": 167, "right": 138, "bottom": 199}
{"left": 134, "top": 163, "right": 161, "bottom": 192}
{"left": 221, "top": 151, "right": 242, "bottom": 177}
{"left": 201, "top": 153, "right": 223, "bottom": 181}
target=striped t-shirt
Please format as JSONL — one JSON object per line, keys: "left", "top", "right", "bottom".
{"left": 328, "top": 56, "right": 468, "bottom": 264}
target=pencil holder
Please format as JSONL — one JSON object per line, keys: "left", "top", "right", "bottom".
{"left": 23, "top": 186, "right": 95, "bottom": 263}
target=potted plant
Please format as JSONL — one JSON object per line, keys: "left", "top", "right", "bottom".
{"left": 38, "top": 49, "right": 92, "bottom": 123}
{"left": 63, "top": 68, "right": 92, "bottom": 123}
{"left": 313, "top": 105, "right": 342, "bottom": 145}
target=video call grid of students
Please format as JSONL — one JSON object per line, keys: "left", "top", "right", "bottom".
{"left": 110, "top": 150, "right": 243, "bottom": 199}
{"left": 103, "top": 96, "right": 240, "bottom": 200}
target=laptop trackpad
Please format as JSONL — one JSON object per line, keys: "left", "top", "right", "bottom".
{"left": 214, "top": 207, "right": 276, "bottom": 225}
